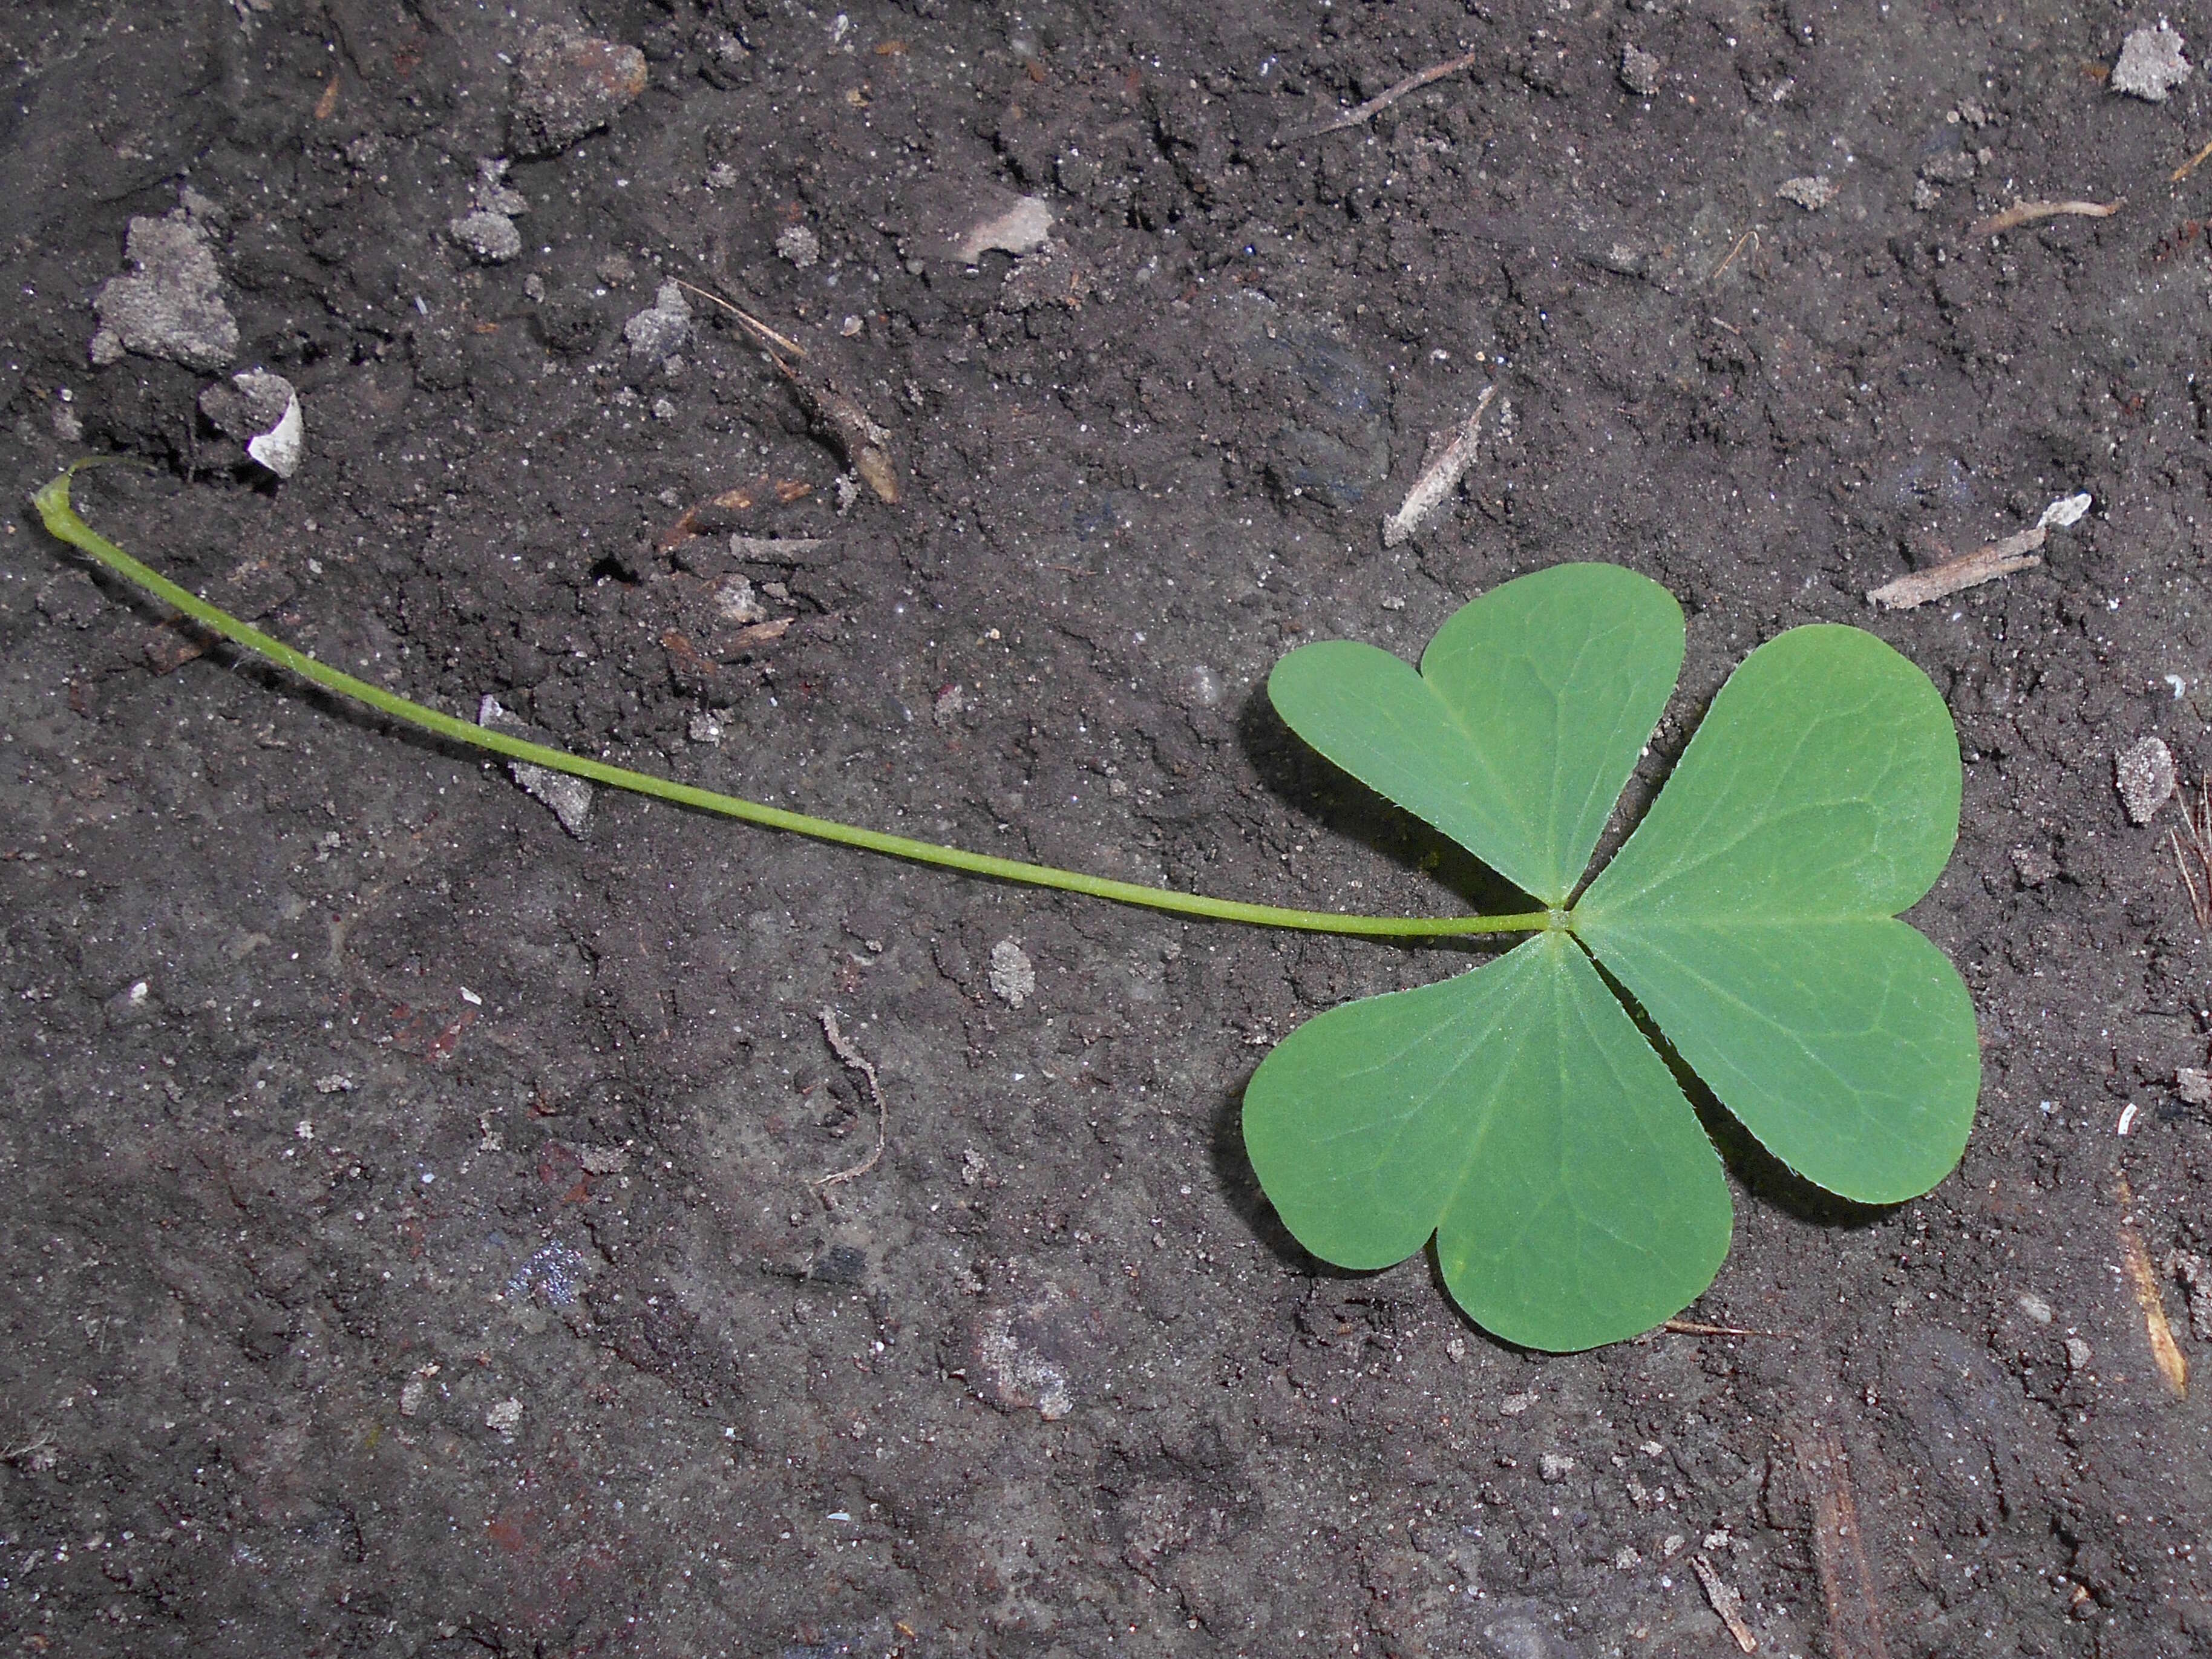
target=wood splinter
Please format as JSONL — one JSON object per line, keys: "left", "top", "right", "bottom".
{"left": 1867, "top": 494, "right": 2090, "bottom": 610}
{"left": 1691, "top": 1553, "right": 1759, "bottom": 1653}
{"left": 1793, "top": 1423, "right": 1888, "bottom": 1659}
{"left": 1382, "top": 384, "right": 1496, "bottom": 548}
{"left": 1969, "top": 198, "right": 2122, "bottom": 237}
{"left": 2117, "top": 1174, "right": 2189, "bottom": 1398}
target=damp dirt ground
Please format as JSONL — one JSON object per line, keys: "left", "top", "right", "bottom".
{"left": 5, "top": 3, "right": 2212, "bottom": 1655}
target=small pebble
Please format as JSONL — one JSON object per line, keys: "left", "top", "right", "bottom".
{"left": 1618, "top": 44, "right": 1661, "bottom": 96}
{"left": 776, "top": 224, "right": 821, "bottom": 268}
{"left": 448, "top": 208, "right": 522, "bottom": 263}
{"left": 2112, "top": 22, "right": 2190, "bottom": 103}
{"left": 2115, "top": 736, "right": 2176, "bottom": 825}
{"left": 89, "top": 197, "right": 238, "bottom": 371}
{"left": 623, "top": 280, "right": 692, "bottom": 361}
{"left": 989, "top": 939, "right": 1036, "bottom": 1009}
{"left": 509, "top": 25, "right": 647, "bottom": 157}
{"left": 1776, "top": 175, "right": 1839, "bottom": 212}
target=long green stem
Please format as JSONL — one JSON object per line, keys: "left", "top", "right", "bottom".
{"left": 32, "top": 463, "right": 1550, "bottom": 940}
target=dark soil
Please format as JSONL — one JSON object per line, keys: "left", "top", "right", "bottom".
{"left": 6, "top": 2, "right": 2212, "bottom": 1655}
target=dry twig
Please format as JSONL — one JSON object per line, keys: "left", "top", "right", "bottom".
{"left": 1969, "top": 198, "right": 2123, "bottom": 237}
{"left": 1709, "top": 226, "right": 1760, "bottom": 283}
{"left": 1868, "top": 494, "right": 2089, "bottom": 610}
{"left": 1660, "top": 1318, "right": 1791, "bottom": 1339}
{"left": 1793, "top": 1424, "right": 1888, "bottom": 1659}
{"left": 673, "top": 277, "right": 808, "bottom": 358}
{"left": 1275, "top": 48, "right": 1482, "bottom": 143}
{"left": 1382, "top": 384, "right": 1496, "bottom": 547}
{"left": 2174, "top": 140, "right": 2212, "bottom": 184}
{"left": 1690, "top": 1553, "right": 1759, "bottom": 1653}
{"left": 2170, "top": 779, "right": 2212, "bottom": 936}
{"left": 1866, "top": 526, "right": 2046, "bottom": 609}
{"left": 814, "top": 1007, "right": 889, "bottom": 1192}
{"left": 675, "top": 278, "right": 900, "bottom": 503}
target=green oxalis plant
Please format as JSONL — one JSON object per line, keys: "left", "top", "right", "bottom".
{"left": 35, "top": 463, "right": 1980, "bottom": 1352}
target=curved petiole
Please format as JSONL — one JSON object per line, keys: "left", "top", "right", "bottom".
{"left": 32, "top": 463, "right": 1550, "bottom": 941}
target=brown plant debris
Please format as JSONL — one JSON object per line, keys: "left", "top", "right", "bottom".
{"left": 1867, "top": 493, "right": 2089, "bottom": 610}
{"left": 1657, "top": 1318, "right": 1793, "bottom": 1339}
{"left": 1867, "top": 526, "right": 2046, "bottom": 609}
{"left": 2174, "top": 138, "right": 2212, "bottom": 183}
{"left": 2116, "top": 1174, "right": 2189, "bottom": 1397}
{"left": 814, "top": 1007, "right": 888, "bottom": 1192}
{"left": 1793, "top": 1424, "right": 1888, "bottom": 1659}
{"left": 1275, "top": 48, "right": 1482, "bottom": 143}
{"left": 1690, "top": 1553, "right": 1758, "bottom": 1652}
{"left": 677, "top": 278, "right": 901, "bottom": 503}
{"left": 1969, "top": 198, "right": 2123, "bottom": 237}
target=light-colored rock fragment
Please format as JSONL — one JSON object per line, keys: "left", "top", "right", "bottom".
{"left": 2112, "top": 22, "right": 2190, "bottom": 102}
{"left": 485, "top": 1397, "right": 523, "bottom": 1438}
{"left": 473, "top": 157, "right": 529, "bottom": 216}
{"left": 776, "top": 224, "right": 820, "bottom": 267}
{"left": 988, "top": 938, "right": 1036, "bottom": 1008}
{"left": 479, "top": 695, "right": 592, "bottom": 837}
{"left": 2115, "top": 736, "right": 2176, "bottom": 825}
{"left": 623, "top": 280, "right": 692, "bottom": 360}
{"left": 201, "top": 369, "right": 303, "bottom": 477}
{"left": 399, "top": 1363, "right": 439, "bottom": 1417}
{"left": 90, "top": 201, "right": 238, "bottom": 371}
{"left": 247, "top": 391, "right": 304, "bottom": 479}
{"left": 2178, "top": 1067, "right": 2212, "bottom": 1107}
{"left": 1777, "top": 175, "right": 1839, "bottom": 211}
{"left": 1619, "top": 44, "right": 1661, "bottom": 96}
{"left": 952, "top": 196, "right": 1054, "bottom": 263}
{"left": 449, "top": 208, "right": 523, "bottom": 263}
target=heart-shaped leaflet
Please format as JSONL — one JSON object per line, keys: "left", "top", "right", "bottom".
{"left": 1245, "top": 565, "right": 1977, "bottom": 1350}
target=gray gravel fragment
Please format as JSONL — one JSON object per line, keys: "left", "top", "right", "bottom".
{"left": 776, "top": 224, "right": 820, "bottom": 267}
{"left": 2113, "top": 22, "right": 2190, "bottom": 102}
{"left": 449, "top": 208, "right": 522, "bottom": 263}
{"left": 1777, "top": 175, "right": 1839, "bottom": 211}
{"left": 472, "top": 156, "right": 529, "bottom": 216}
{"left": 479, "top": 695, "right": 592, "bottom": 837}
{"left": 510, "top": 25, "right": 647, "bottom": 157}
{"left": 989, "top": 939, "right": 1036, "bottom": 1008}
{"left": 1618, "top": 44, "right": 1661, "bottom": 96}
{"left": 622, "top": 280, "right": 692, "bottom": 360}
{"left": 90, "top": 198, "right": 238, "bottom": 371}
{"left": 2116, "top": 736, "right": 2177, "bottom": 825}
